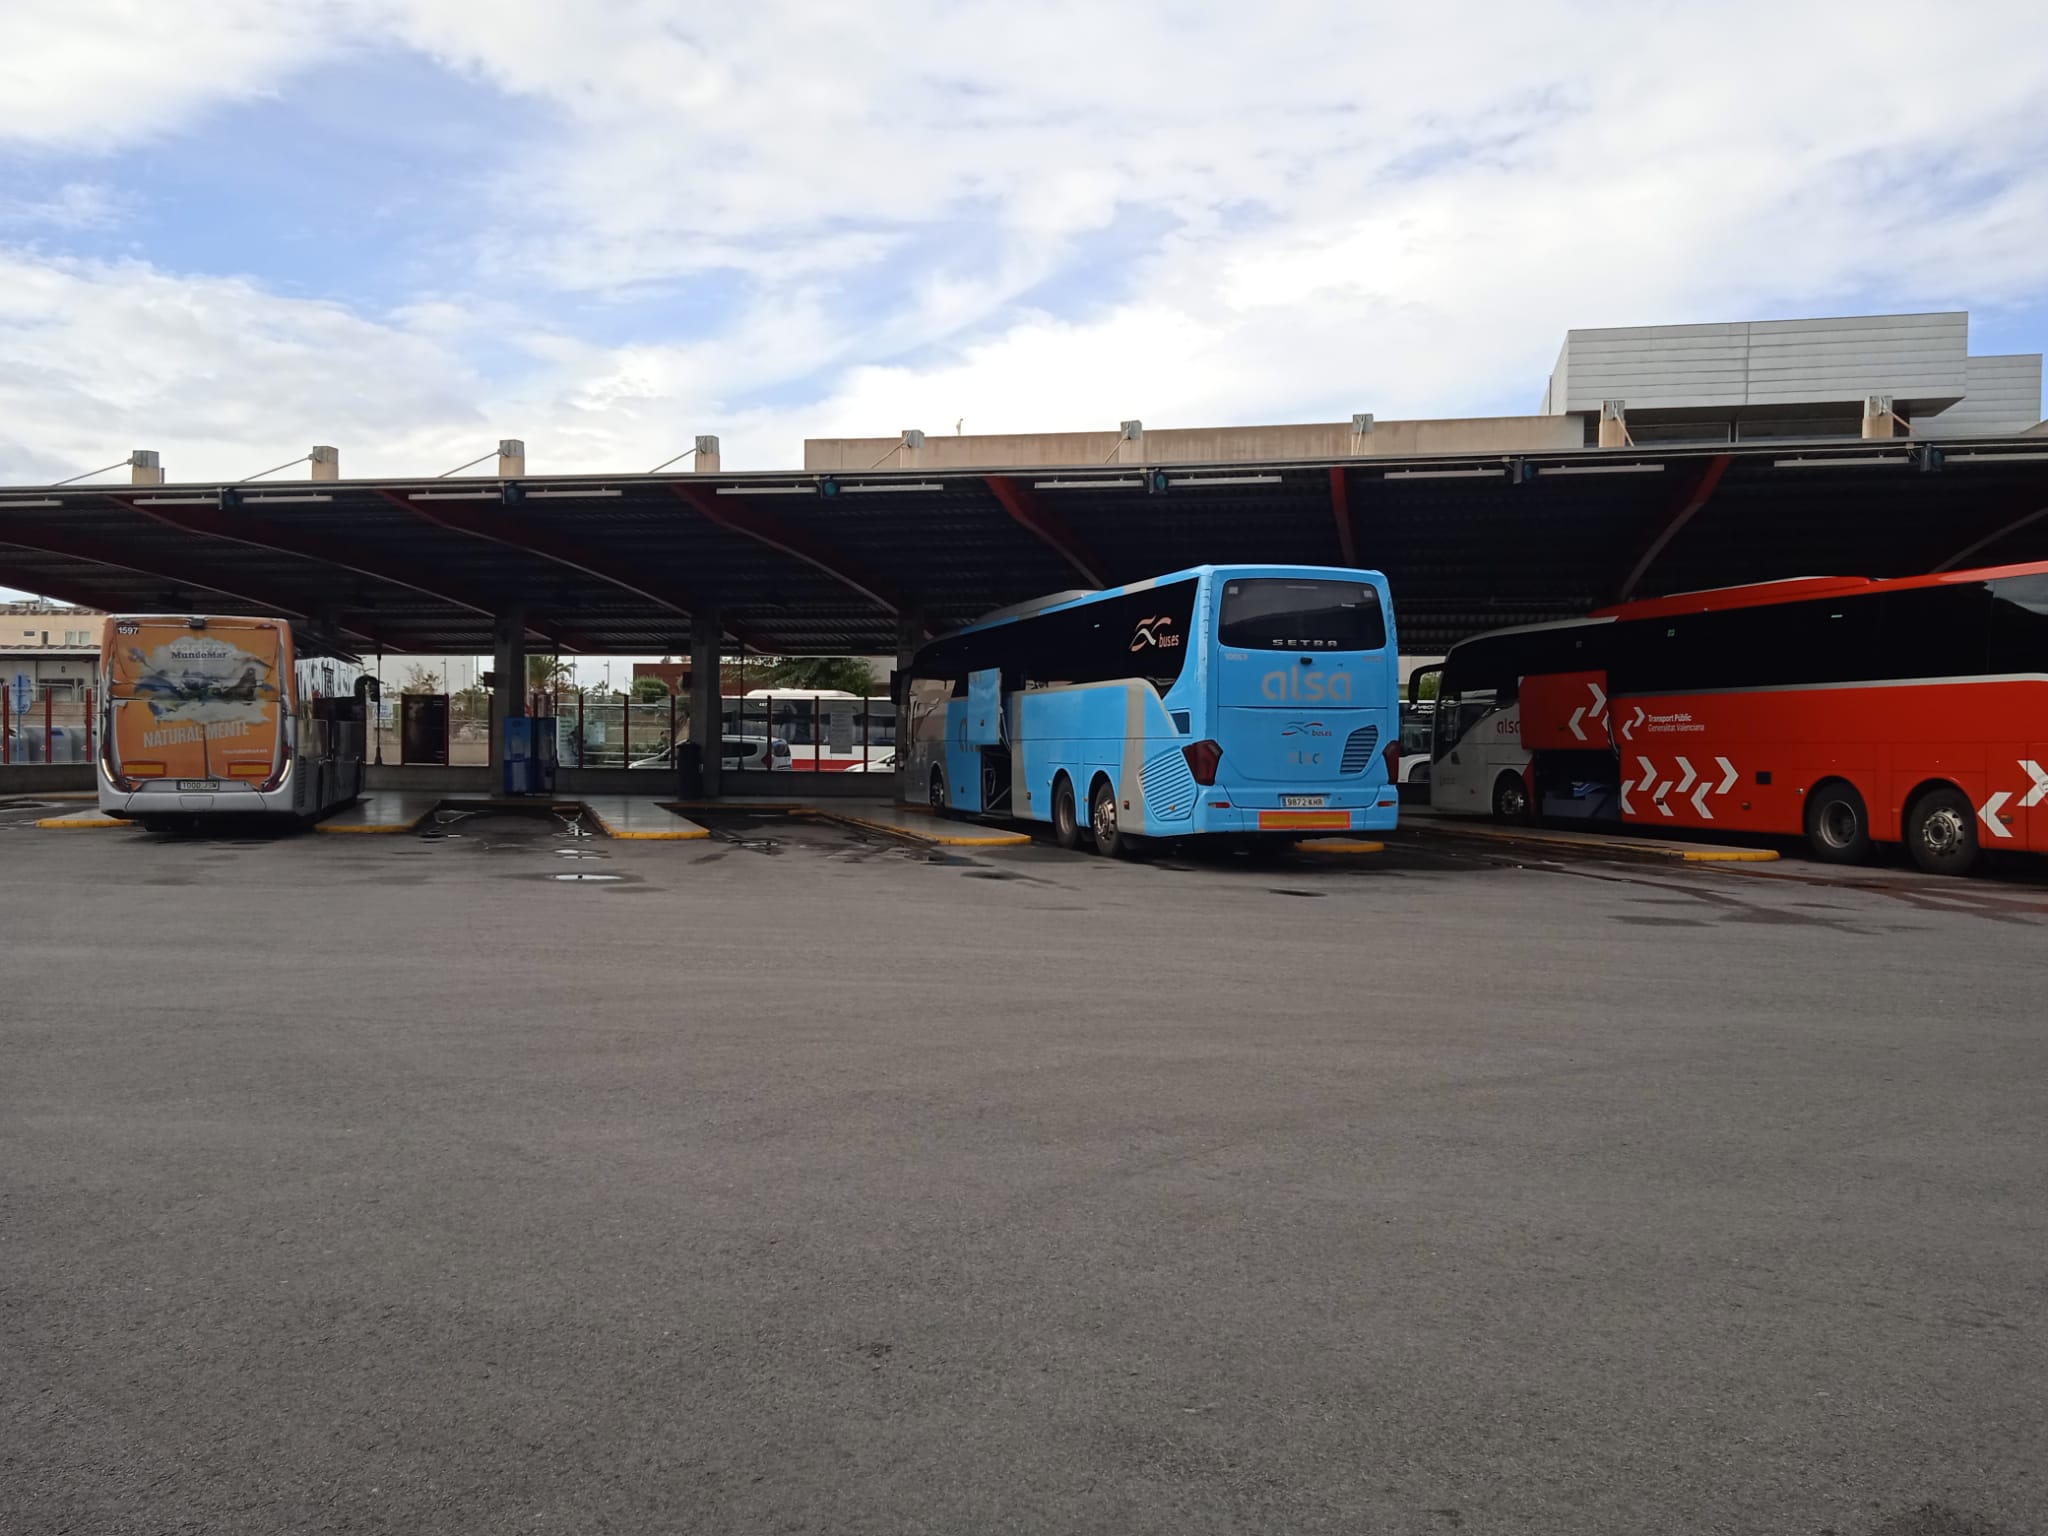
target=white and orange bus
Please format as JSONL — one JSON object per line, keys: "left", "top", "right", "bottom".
{"left": 98, "top": 614, "right": 372, "bottom": 830}
{"left": 1414, "top": 560, "right": 2048, "bottom": 876}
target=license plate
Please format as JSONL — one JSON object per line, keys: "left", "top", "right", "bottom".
{"left": 1282, "top": 794, "right": 1327, "bottom": 809}
{"left": 1260, "top": 810, "right": 1350, "bottom": 831}
{"left": 177, "top": 780, "right": 220, "bottom": 791}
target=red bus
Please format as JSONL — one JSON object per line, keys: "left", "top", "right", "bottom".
{"left": 1413, "top": 560, "right": 2048, "bottom": 876}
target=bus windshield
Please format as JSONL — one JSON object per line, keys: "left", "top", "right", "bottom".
{"left": 1219, "top": 578, "right": 1386, "bottom": 651}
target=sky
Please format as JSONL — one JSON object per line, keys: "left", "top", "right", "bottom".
{"left": 2, "top": 0, "right": 2046, "bottom": 654}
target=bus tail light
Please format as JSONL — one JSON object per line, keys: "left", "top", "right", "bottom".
{"left": 1383, "top": 740, "right": 1401, "bottom": 781}
{"left": 1183, "top": 739, "right": 1222, "bottom": 785}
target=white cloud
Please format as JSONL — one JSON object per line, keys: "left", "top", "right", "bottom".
{"left": 0, "top": 0, "right": 339, "bottom": 150}
{"left": 0, "top": 182, "right": 119, "bottom": 232}
{"left": 0, "top": 0, "right": 2043, "bottom": 509}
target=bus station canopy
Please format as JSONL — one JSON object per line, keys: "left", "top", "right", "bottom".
{"left": 1, "top": 438, "right": 2043, "bottom": 657}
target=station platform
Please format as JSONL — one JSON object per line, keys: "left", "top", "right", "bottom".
{"left": 31, "top": 793, "right": 710, "bottom": 840}
{"left": 1396, "top": 807, "right": 1778, "bottom": 863}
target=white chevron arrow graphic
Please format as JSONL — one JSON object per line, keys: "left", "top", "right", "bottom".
{"left": 1623, "top": 706, "right": 1645, "bottom": 741}
{"left": 1673, "top": 757, "right": 1697, "bottom": 795}
{"left": 1654, "top": 780, "right": 1676, "bottom": 817}
{"left": 1980, "top": 791, "right": 2014, "bottom": 839}
{"left": 2022, "top": 759, "right": 2048, "bottom": 809}
{"left": 1568, "top": 706, "right": 1587, "bottom": 741}
{"left": 1636, "top": 758, "right": 1658, "bottom": 792}
{"left": 1691, "top": 781, "right": 1714, "bottom": 819}
{"left": 1587, "top": 682, "right": 1607, "bottom": 718}
{"left": 1715, "top": 757, "right": 1738, "bottom": 794}
{"left": 1620, "top": 781, "right": 1635, "bottom": 816}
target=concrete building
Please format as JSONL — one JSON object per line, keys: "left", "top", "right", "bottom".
{"left": 806, "top": 415, "right": 1582, "bottom": 472}
{"left": 1541, "top": 311, "right": 2042, "bottom": 446}
{"left": 806, "top": 310, "right": 2040, "bottom": 472}
{"left": 1, "top": 603, "right": 105, "bottom": 701}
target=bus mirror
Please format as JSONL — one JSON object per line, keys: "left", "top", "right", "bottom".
{"left": 1407, "top": 667, "right": 1439, "bottom": 707}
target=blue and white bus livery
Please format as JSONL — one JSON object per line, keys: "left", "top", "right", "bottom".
{"left": 898, "top": 564, "right": 1401, "bottom": 854}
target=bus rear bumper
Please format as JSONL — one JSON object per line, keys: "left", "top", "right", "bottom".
{"left": 1186, "top": 799, "right": 1399, "bottom": 837}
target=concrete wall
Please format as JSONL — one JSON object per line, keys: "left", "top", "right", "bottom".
{"left": 1547, "top": 312, "right": 1970, "bottom": 416}
{"left": 1918, "top": 354, "right": 2045, "bottom": 437}
{"left": 805, "top": 415, "right": 1581, "bottom": 472}
{"left": 0, "top": 763, "right": 92, "bottom": 794}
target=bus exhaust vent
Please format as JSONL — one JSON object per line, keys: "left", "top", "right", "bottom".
{"left": 1340, "top": 725, "right": 1381, "bottom": 775}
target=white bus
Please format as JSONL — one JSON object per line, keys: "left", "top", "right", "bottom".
{"left": 99, "top": 614, "right": 371, "bottom": 830}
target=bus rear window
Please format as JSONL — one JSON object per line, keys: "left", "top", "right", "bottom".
{"left": 1219, "top": 579, "right": 1385, "bottom": 652}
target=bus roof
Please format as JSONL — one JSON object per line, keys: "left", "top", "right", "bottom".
{"left": 1593, "top": 557, "right": 2048, "bottom": 624}
{"left": 951, "top": 563, "right": 1387, "bottom": 638}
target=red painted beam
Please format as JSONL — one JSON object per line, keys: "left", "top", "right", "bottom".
{"left": 1328, "top": 467, "right": 1358, "bottom": 567}
{"left": 672, "top": 483, "right": 907, "bottom": 626}
{"left": 0, "top": 528, "right": 437, "bottom": 652}
{"left": 113, "top": 493, "right": 603, "bottom": 655}
{"left": 1932, "top": 492, "right": 2048, "bottom": 573}
{"left": 1615, "top": 454, "right": 1730, "bottom": 601}
{"left": 984, "top": 476, "right": 1106, "bottom": 589}
{"left": 382, "top": 489, "right": 775, "bottom": 655}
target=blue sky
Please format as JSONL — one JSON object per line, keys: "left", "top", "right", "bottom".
{"left": 1, "top": 0, "right": 2045, "bottom": 633}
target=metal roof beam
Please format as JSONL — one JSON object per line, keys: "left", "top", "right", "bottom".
{"left": 115, "top": 491, "right": 605, "bottom": 654}
{"left": 0, "top": 529, "right": 435, "bottom": 651}
{"left": 1615, "top": 454, "right": 1730, "bottom": 601}
{"left": 672, "top": 484, "right": 910, "bottom": 631}
{"left": 984, "top": 476, "right": 1106, "bottom": 589}
{"left": 1931, "top": 492, "right": 2048, "bottom": 573}
{"left": 378, "top": 488, "right": 777, "bottom": 655}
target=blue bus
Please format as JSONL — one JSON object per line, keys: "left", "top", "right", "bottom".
{"left": 899, "top": 564, "right": 1401, "bottom": 854}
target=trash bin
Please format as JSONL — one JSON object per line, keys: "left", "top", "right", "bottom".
{"left": 675, "top": 739, "right": 704, "bottom": 799}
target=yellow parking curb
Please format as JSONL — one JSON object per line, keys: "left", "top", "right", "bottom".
{"left": 1678, "top": 848, "right": 1780, "bottom": 862}
{"left": 823, "top": 811, "right": 1032, "bottom": 847}
{"left": 1299, "top": 838, "right": 1386, "bottom": 855}
{"left": 35, "top": 814, "right": 133, "bottom": 829}
{"left": 585, "top": 808, "right": 710, "bottom": 841}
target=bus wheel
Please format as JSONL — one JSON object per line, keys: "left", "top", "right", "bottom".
{"left": 929, "top": 767, "right": 947, "bottom": 812}
{"left": 1491, "top": 772, "right": 1530, "bottom": 822}
{"left": 1905, "top": 785, "right": 1980, "bottom": 877}
{"left": 1090, "top": 780, "right": 1129, "bottom": 858}
{"left": 1804, "top": 781, "right": 1873, "bottom": 864}
{"left": 1051, "top": 776, "right": 1083, "bottom": 851}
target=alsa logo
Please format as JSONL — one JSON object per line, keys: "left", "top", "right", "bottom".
{"left": 1261, "top": 669, "right": 1353, "bottom": 704}
{"left": 1130, "top": 616, "right": 1181, "bottom": 652}
{"left": 1281, "top": 720, "right": 1334, "bottom": 738}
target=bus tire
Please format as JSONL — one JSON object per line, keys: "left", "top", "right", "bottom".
{"left": 1905, "top": 784, "right": 1980, "bottom": 878}
{"left": 1051, "top": 775, "right": 1083, "bottom": 850}
{"left": 929, "top": 766, "right": 947, "bottom": 812}
{"left": 1491, "top": 771, "right": 1530, "bottom": 823}
{"left": 1805, "top": 781, "right": 1873, "bottom": 865}
{"left": 1089, "top": 778, "right": 1130, "bottom": 858}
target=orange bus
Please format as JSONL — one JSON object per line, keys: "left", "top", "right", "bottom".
{"left": 98, "top": 614, "right": 372, "bottom": 830}
{"left": 1414, "top": 560, "right": 2048, "bottom": 876}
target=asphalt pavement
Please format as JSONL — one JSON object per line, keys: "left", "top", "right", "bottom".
{"left": 2, "top": 806, "right": 2044, "bottom": 1534}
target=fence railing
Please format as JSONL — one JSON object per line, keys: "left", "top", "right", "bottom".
{"left": 366, "top": 691, "right": 899, "bottom": 772}
{"left": 1, "top": 687, "right": 94, "bottom": 765}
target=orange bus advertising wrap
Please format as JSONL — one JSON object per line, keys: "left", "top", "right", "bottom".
{"left": 106, "top": 617, "right": 288, "bottom": 786}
